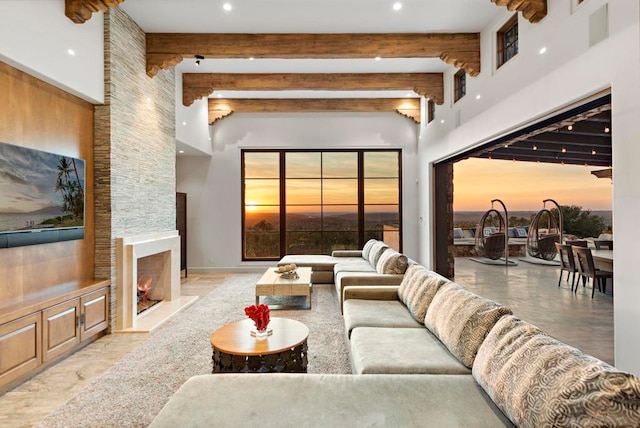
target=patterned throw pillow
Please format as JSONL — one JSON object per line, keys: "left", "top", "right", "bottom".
{"left": 361, "top": 239, "right": 378, "bottom": 261}
{"left": 397, "top": 265, "right": 449, "bottom": 323}
{"left": 473, "top": 315, "right": 640, "bottom": 427}
{"left": 375, "top": 248, "right": 409, "bottom": 275}
{"left": 367, "top": 241, "right": 389, "bottom": 267}
{"left": 424, "top": 282, "right": 512, "bottom": 368}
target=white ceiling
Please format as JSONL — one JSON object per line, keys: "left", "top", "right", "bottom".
{"left": 121, "top": 0, "right": 501, "bottom": 34}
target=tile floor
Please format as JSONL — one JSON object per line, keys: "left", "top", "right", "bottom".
{"left": 0, "top": 261, "right": 614, "bottom": 426}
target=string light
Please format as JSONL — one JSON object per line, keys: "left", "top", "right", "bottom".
{"left": 604, "top": 126, "right": 610, "bottom": 133}
{"left": 532, "top": 145, "right": 538, "bottom": 150}
{"left": 561, "top": 147, "right": 567, "bottom": 153}
{"left": 592, "top": 149, "right": 597, "bottom": 155}
{"left": 194, "top": 54, "right": 204, "bottom": 66}
{"left": 567, "top": 125, "right": 573, "bottom": 131}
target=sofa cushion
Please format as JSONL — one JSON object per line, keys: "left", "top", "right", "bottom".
{"left": 473, "top": 315, "right": 640, "bottom": 428}
{"left": 367, "top": 241, "right": 389, "bottom": 267}
{"left": 397, "top": 264, "right": 449, "bottom": 323}
{"left": 361, "top": 239, "right": 378, "bottom": 261}
{"left": 375, "top": 248, "right": 409, "bottom": 275}
{"left": 424, "top": 282, "right": 512, "bottom": 368}
{"left": 334, "top": 259, "right": 376, "bottom": 275}
{"left": 350, "top": 327, "right": 471, "bottom": 375}
{"left": 150, "top": 374, "right": 515, "bottom": 428}
{"left": 278, "top": 255, "right": 335, "bottom": 271}
{"left": 343, "top": 299, "right": 421, "bottom": 337}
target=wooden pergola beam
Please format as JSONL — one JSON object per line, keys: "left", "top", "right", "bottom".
{"left": 65, "top": 0, "right": 125, "bottom": 24}
{"left": 184, "top": 73, "right": 443, "bottom": 107}
{"left": 491, "top": 0, "right": 547, "bottom": 23}
{"left": 146, "top": 33, "right": 480, "bottom": 77}
{"left": 208, "top": 98, "right": 421, "bottom": 125}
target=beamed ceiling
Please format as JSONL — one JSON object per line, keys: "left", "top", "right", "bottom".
{"left": 64, "top": 0, "right": 551, "bottom": 129}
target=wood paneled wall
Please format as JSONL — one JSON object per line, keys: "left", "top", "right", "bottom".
{"left": 0, "top": 62, "right": 95, "bottom": 299}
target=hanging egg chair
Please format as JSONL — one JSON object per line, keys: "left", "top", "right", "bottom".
{"left": 475, "top": 208, "right": 507, "bottom": 260}
{"left": 526, "top": 199, "right": 563, "bottom": 261}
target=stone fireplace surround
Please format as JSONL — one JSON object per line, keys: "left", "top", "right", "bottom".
{"left": 116, "top": 231, "right": 197, "bottom": 332}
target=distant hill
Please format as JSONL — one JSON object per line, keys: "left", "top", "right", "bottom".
{"left": 455, "top": 210, "right": 612, "bottom": 227}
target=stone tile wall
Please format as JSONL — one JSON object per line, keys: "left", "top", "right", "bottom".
{"left": 95, "top": 7, "right": 176, "bottom": 330}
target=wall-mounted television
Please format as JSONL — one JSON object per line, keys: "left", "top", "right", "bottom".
{"left": 0, "top": 141, "right": 85, "bottom": 248}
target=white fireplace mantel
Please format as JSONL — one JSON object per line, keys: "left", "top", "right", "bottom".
{"left": 116, "top": 230, "right": 194, "bottom": 332}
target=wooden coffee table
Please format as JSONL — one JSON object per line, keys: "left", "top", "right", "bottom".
{"left": 255, "top": 267, "right": 312, "bottom": 309}
{"left": 210, "top": 317, "right": 309, "bottom": 373}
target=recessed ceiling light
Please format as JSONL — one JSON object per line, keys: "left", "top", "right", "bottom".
{"left": 67, "top": 49, "right": 75, "bottom": 56}
{"left": 475, "top": 94, "right": 481, "bottom": 100}
{"left": 539, "top": 46, "right": 547, "bottom": 55}
{"left": 217, "top": 93, "right": 222, "bottom": 98}
{"left": 194, "top": 54, "right": 204, "bottom": 66}
{"left": 249, "top": 57, "right": 255, "bottom": 60}
{"left": 182, "top": 121, "right": 187, "bottom": 126}
{"left": 375, "top": 56, "right": 381, "bottom": 61}
{"left": 208, "top": 137, "right": 212, "bottom": 141}
{"left": 223, "top": 2, "right": 232, "bottom": 11}
{"left": 147, "top": 97, "right": 152, "bottom": 102}
{"left": 440, "top": 119, "right": 445, "bottom": 124}
{"left": 406, "top": 92, "right": 412, "bottom": 97}
{"left": 392, "top": 2, "right": 402, "bottom": 11}
{"left": 178, "top": 150, "right": 185, "bottom": 154}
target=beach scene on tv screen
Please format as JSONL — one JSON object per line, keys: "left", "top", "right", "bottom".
{"left": 0, "top": 142, "right": 85, "bottom": 233}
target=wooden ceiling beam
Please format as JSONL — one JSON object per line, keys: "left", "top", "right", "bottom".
{"left": 208, "top": 98, "right": 421, "bottom": 125}
{"left": 146, "top": 33, "right": 480, "bottom": 77}
{"left": 184, "top": 72, "right": 443, "bottom": 106}
{"left": 491, "top": 0, "right": 547, "bottom": 24}
{"left": 65, "top": 0, "right": 125, "bottom": 24}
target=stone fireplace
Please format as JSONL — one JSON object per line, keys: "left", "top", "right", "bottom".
{"left": 116, "top": 231, "right": 197, "bottom": 332}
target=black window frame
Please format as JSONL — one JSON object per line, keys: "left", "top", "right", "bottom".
{"left": 497, "top": 15, "right": 519, "bottom": 69}
{"left": 241, "top": 149, "right": 403, "bottom": 261}
{"left": 454, "top": 70, "right": 466, "bottom": 103}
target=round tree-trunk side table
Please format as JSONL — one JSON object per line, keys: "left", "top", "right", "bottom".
{"left": 210, "top": 317, "right": 309, "bottom": 373}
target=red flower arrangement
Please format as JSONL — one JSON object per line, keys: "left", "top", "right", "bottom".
{"left": 244, "top": 304, "right": 270, "bottom": 331}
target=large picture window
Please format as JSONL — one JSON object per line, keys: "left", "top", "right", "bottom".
{"left": 242, "top": 150, "right": 402, "bottom": 260}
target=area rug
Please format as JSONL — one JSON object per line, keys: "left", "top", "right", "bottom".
{"left": 36, "top": 274, "right": 350, "bottom": 427}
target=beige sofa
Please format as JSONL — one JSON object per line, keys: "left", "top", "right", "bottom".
{"left": 151, "top": 263, "right": 640, "bottom": 427}
{"left": 278, "top": 239, "right": 411, "bottom": 310}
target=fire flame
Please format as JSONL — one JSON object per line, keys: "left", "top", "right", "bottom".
{"left": 137, "top": 277, "right": 153, "bottom": 303}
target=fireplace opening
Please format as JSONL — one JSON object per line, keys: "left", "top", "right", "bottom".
{"left": 135, "top": 252, "right": 168, "bottom": 315}
{"left": 137, "top": 276, "right": 161, "bottom": 314}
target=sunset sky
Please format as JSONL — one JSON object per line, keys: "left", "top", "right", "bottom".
{"left": 453, "top": 158, "right": 612, "bottom": 211}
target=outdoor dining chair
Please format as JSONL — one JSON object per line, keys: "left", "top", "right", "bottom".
{"left": 555, "top": 243, "right": 580, "bottom": 289}
{"left": 594, "top": 240, "right": 613, "bottom": 250}
{"left": 572, "top": 246, "right": 613, "bottom": 298}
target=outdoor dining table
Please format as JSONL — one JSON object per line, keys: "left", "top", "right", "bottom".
{"left": 591, "top": 249, "right": 613, "bottom": 272}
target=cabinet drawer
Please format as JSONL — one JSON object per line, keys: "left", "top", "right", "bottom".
{"left": 0, "top": 313, "right": 41, "bottom": 387}
{"left": 42, "top": 300, "right": 80, "bottom": 363}
{"left": 81, "top": 287, "right": 109, "bottom": 341}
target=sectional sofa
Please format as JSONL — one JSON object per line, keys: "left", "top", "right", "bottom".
{"left": 151, "top": 246, "right": 640, "bottom": 427}
{"left": 278, "top": 239, "right": 411, "bottom": 310}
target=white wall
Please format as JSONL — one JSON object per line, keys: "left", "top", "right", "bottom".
{"left": 177, "top": 112, "right": 420, "bottom": 271}
{"left": 0, "top": 0, "right": 104, "bottom": 103}
{"left": 418, "top": 0, "right": 640, "bottom": 374}
{"left": 175, "top": 70, "right": 214, "bottom": 155}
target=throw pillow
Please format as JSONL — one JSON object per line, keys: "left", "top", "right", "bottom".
{"left": 367, "top": 241, "right": 389, "bottom": 267}
{"left": 397, "top": 265, "right": 449, "bottom": 323}
{"left": 361, "top": 239, "right": 377, "bottom": 261}
{"left": 473, "top": 315, "right": 640, "bottom": 427}
{"left": 375, "top": 248, "right": 409, "bottom": 275}
{"left": 424, "top": 282, "right": 512, "bottom": 368}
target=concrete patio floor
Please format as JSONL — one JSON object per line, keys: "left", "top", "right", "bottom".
{"left": 454, "top": 257, "right": 614, "bottom": 365}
